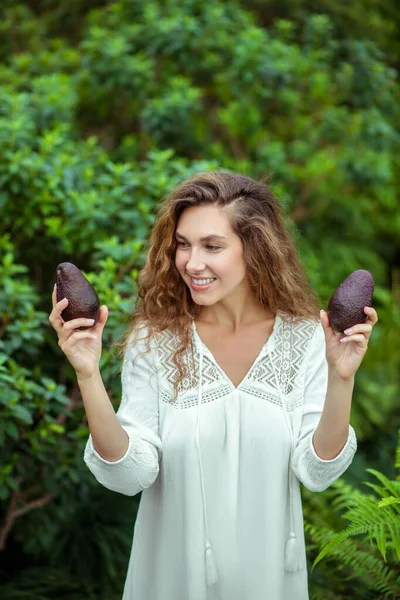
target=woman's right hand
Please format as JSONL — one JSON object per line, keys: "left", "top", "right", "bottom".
{"left": 49, "top": 284, "right": 108, "bottom": 380}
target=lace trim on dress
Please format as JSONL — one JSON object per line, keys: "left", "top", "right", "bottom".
{"left": 155, "top": 313, "right": 318, "bottom": 411}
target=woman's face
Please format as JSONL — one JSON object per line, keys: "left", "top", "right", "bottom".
{"left": 174, "top": 205, "right": 248, "bottom": 307}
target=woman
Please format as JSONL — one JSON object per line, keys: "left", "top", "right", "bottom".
{"left": 49, "top": 171, "right": 378, "bottom": 600}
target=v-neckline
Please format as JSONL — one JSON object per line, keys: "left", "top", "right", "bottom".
{"left": 192, "top": 313, "right": 281, "bottom": 391}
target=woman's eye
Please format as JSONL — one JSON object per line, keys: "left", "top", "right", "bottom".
{"left": 176, "top": 242, "right": 221, "bottom": 251}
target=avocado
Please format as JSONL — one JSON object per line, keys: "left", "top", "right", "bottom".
{"left": 327, "top": 270, "right": 374, "bottom": 333}
{"left": 55, "top": 262, "right": 100, "bottom": 330}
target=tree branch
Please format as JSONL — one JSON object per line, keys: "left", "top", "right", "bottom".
{"left": 0, "top": 477, "right": 53, "bottom": 551}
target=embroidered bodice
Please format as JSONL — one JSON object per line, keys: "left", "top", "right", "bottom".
{"left": 155, "top": 312, "right": 318, "bottom": 411}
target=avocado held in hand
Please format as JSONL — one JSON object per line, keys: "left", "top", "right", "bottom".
{"left": 56, "top": 262, "right": 100, "bottom": 330}
{"left": 327, "top": 269, "right": 374, "bottom": 333}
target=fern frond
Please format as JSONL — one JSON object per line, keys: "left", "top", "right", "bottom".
{"left": 371, "top": 524, "right": 388, "bottom": 561}
{"left": 306, "top": 523, "right": 400, "bottom": 597}
{"left": 364, "top": 482, "right": 389, "bottom": 498}
{"left": 312, "top": 485, "right": 400, "bottom": 565}
{"left": 366, "top": 469, "right": 400, "bottom": 498}
{"left": 387, "top": 522, "right": 400, "bottom": 561}
{"left": 312, "top": 524, "right": 370, "bottom": 567}
{"left": 378, "top": 498, "right": 400, "bottom": 508}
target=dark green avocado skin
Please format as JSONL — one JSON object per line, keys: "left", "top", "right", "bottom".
{"left": 327, "top": 270, "right": 374, "bottom": 333}
{"left": 55, "top": 262, "right": 100, "bottom": 330}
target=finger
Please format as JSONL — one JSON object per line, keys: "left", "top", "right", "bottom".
{"left": 59, "top": 329, "right": 98, "bottom": 350}
{"left": 339, "top": 334, "right": 367, "bottom": 345}
{"left": 320, "top": 310, "right": 338, "bottom": 340}
{"left": 343, "top": 324, "right": 373, "bottom": 336}
{"left": 49, "top": 297, "right": 68, "bottom": 332}
{"left": 364, "top": 306, "right": 378, "bottom": 324}
{"left": 52, "top": 283, "right": 56, "bottom": 309}
{"left": 63, "top": 317, "right": 97, "bottom": 331}
{"left": 91, "top": 305, "right": 108, "bottom": 332}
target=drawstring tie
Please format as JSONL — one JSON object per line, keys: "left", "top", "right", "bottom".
{"left": 269, "top": 346, "right": 303, "bottom": 572}
{"left": 194, "top": 336, "right": 219, "bottom": 587}
{"left": 205, "top": 539, "right": 218, "bottom": 586}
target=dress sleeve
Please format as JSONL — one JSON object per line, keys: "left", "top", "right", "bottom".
{"left": 83, "top": 328, "right": 162, "bottom": 496}
{"left": 291, "top": 321, "right": 357, "bottom": 492}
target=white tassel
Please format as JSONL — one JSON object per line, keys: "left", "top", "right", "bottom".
{"left": 285, "top": 531, "right": 303, "bottom": 572}
{"left": 205, "top": 540, "right": 218, "bottom": 586}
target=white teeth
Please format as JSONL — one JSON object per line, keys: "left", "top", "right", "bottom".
{"left": 193, "top": 278, "right": 215, "bottom": 285}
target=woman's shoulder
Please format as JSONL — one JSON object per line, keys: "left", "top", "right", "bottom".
{"left": 278, "top": 310, "right": 320, "bottom": 330}
{"left": 278, "top": 311, "right": 322, "bottom": 352}
{"left": 123, "top": 322, "right": 164, "bottom": 360}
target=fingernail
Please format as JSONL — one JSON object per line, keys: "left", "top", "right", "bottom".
{"left": 344, "top": 328, "right": 352, "bottom": 334}
{"left": 62, "top": 297, "right": 68, "bottom": 303}
{"left": 320, "top": 310, "right": 324, "bottom": 317}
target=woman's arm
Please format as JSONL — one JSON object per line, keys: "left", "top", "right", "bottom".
{"left": 78, "top": 368, "right": 129, "bottom": 462}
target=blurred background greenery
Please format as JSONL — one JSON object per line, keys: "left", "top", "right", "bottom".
{"left": 0, "top": 0, "right": 399, "bottom": 598}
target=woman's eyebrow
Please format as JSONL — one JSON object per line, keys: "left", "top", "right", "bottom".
{"left": 175, "top": 233, "right": 227, "bottom": 242}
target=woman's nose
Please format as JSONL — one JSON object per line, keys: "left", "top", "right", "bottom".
{"left": 186, "top": 255, "right": 206, "bottom": 271}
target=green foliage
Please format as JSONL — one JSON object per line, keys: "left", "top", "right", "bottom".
{"left": 0, "top": 485, "right": 137, "bottom": 599}
{"left": 0, "top": 236, "right": 73, "bottom": 503}
{"left": 1, "top": 0, "right": 399, "bottom": 596}
{"left": 240, "top": 0, "right": 400, "bottom": 67}
{"left": 303, "top": 431, "right": 400, "bottom": 599}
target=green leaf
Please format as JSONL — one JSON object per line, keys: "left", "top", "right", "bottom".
{"left": 5, "top": 420, "right": 19, "bottom": 440}
{"left": 11, "top": 404, "right": 33, "bottom": 424}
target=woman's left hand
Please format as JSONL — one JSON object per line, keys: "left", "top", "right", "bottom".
{"left": 320, "top": 306, "right": 378, "bottom": 381}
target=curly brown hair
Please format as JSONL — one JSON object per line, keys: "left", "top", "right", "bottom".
{"left": 113, "top": 170, "right": 322, "bottom": 402}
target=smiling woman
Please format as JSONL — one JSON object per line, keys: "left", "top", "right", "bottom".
{"left": 81, "top": 170, "right": 359, "bottom": 600}
{"left": 117, "top": 170, "right": 322, "bottom": 382}
{"left": 174, "top": 203, "right": 260, "bottom": 314}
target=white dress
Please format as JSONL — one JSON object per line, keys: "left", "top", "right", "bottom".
{"left": 84, "top": 311, "right": 357, "bottom": 600}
